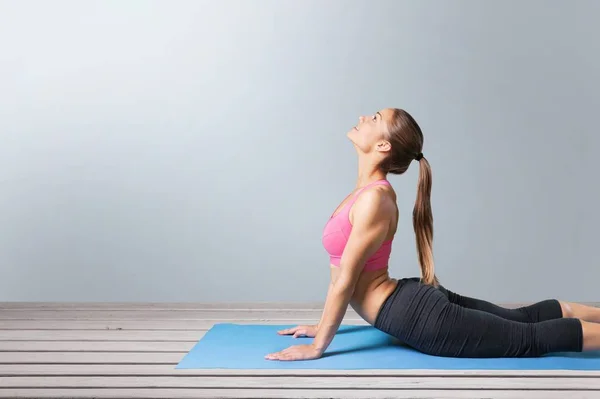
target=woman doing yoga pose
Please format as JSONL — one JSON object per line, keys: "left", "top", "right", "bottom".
{"left": 265, "top": 108, "right": 600, "bottom": 361}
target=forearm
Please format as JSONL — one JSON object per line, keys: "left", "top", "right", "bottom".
{"left": 317, "top": 282, "right": 334, "bottom": 329}
{"left": 313, "top": 281, "right": 354, "bottom": 353}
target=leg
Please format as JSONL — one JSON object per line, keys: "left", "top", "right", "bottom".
{"left": 375, "top": 279, "right": 586, "bottom": 358}
{"left": 437, "top": 284, "right": 563, "bottom": 322}
{"left": 560, "top": 302, "right": 600, "bottom": 323}
{"left": 439, "top": 285, "right": 600, "bottom": 324}
{"left": 582, "top": 320, "right": 600, "bottom": 351}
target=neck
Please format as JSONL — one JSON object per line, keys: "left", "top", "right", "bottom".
{"left": 356, "top": 155, "right": 386, "bottom": 188}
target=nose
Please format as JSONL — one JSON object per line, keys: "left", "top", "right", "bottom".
{"left": 359, "top": 116, "right": 365, "bottom": 124}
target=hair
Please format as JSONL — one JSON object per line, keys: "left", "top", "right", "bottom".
{"left": 379, "top": 108, "right": 439, "bottom": 286}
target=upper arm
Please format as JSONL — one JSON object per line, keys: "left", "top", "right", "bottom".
{"left": 336, "top": 188, "right": 395, "bottom": 287}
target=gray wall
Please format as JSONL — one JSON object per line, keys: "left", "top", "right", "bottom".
{"left": 1, "top": 0, "right": 598, "bottom": 303}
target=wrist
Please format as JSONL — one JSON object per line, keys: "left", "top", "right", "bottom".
{"left": 312, "top": 333, "right": 329, "bottom": 354}
{"left": 311, "top": 342, "right": 326, "bottom": 355}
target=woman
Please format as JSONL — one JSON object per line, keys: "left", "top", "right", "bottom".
{"left": 265, "top": 108, "right": 600, "bottom": 361}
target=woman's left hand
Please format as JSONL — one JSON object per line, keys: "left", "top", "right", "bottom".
{"left": 265, "top": 344, "right": 323, "bottom": 361}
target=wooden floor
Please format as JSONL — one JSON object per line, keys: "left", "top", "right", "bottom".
{"left": 0, "top": 302, "right": 599, "bottom": 399}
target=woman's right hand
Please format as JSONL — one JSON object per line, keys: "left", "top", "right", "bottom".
{"left": 277, "top": 325, "right": 319, "bottom": 338}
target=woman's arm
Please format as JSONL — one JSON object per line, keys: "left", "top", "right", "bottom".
{"left": 277, "top": 282, "right": 333, "bottom": 338}
{"left": 317, "top": 282, "right": 334, "bottom": 329}
{"left": 265, "top": 188, "right": 395, "bottom": 361}
{"left": 312, "top": 189, "right": 395, "bottom": 353}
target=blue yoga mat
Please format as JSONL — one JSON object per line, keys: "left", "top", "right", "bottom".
{"left": 176, "top": 323, "right": 600, "bottom": 370}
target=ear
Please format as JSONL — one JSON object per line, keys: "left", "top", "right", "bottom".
{"left": 376, "top": 140, "right": 391, "bottom": 153}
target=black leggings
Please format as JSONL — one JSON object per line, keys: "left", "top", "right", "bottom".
{"left": 373, "top": 277, "right": 583, "bottom": 358}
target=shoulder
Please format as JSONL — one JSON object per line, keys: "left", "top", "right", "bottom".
{"left": 352, "top": 185, "right": 396, "bottom": 223}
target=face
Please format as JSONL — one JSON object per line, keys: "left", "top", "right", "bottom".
{"left": 347, "top": 108, "right": 394, "bottom": 154}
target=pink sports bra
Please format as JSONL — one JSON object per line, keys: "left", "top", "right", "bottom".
{"left": 322, "top": 179, "right": 393, "bottom": 271}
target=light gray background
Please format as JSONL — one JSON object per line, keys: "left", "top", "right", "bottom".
{"left": 1, "top": 0, "right": 598, "bottom": 303}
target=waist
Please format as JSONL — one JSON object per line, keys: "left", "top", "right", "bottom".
{"left": 330, "top": 265, "right": 398, "bottom": 324}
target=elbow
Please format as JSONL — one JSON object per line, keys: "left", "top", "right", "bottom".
{"left": 332, "top": 276, "right": 357, "bottom": 298}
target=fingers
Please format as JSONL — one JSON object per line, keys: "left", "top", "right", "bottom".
{"left": 269, "top": 352, "right": 294, "bottom": 361}
{"left": 292, "top": 329, "right": 306, "bottom": 338}
{"left": 266, "top": 353, "right": 291, "bottom": 361}
{"left": 277, "top": 326, "right": 298, "bottom": 335}
{"left": 265, "top": 347, "right": 295, "bottom": 361}
{"left": 265, "top": 344, "right": 320, "bottom": 362}
{"left": 265, "top": 348, "right": 285, "bottom": 359}
{"left": 278, "top": 325, "right": 309, "bottom": 335}
{"left": 265, "top": 351, "right": 286, "bottom": 360}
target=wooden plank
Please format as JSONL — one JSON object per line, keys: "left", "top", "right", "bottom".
{"left": 0, "top": 330, "right": 205, "bottom": 341}
{"left": 4, "top": 301, "right": 596, "bottom": 311}
{"left": 0, "top": 309, "right": 361, "bottom": 320}
{"left": 1, "top": 364, "right": 599, "bottom": 377}
{"left": 2, "top": 375, "right": 600, "bottom": 389}
{"left": 0, "top": 341, "right": 195, "bottom": 352}
{"left": 0, "top": 389, "right": 595, "bottom": 399}
{"left": 2, "top": 300, "right": 599, "bottom": 399}
{"left": 0, "top": 319, "right": 367, "bottom": 330}
{"left": 0, "top": 302, "right": 329, "bottom": 311}
{"left": 0, "top": 352, "right": 184, "bottom": 364}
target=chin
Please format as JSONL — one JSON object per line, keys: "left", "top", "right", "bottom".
{"left": 346, "top": 127, "right": 358, "bottom": 140}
